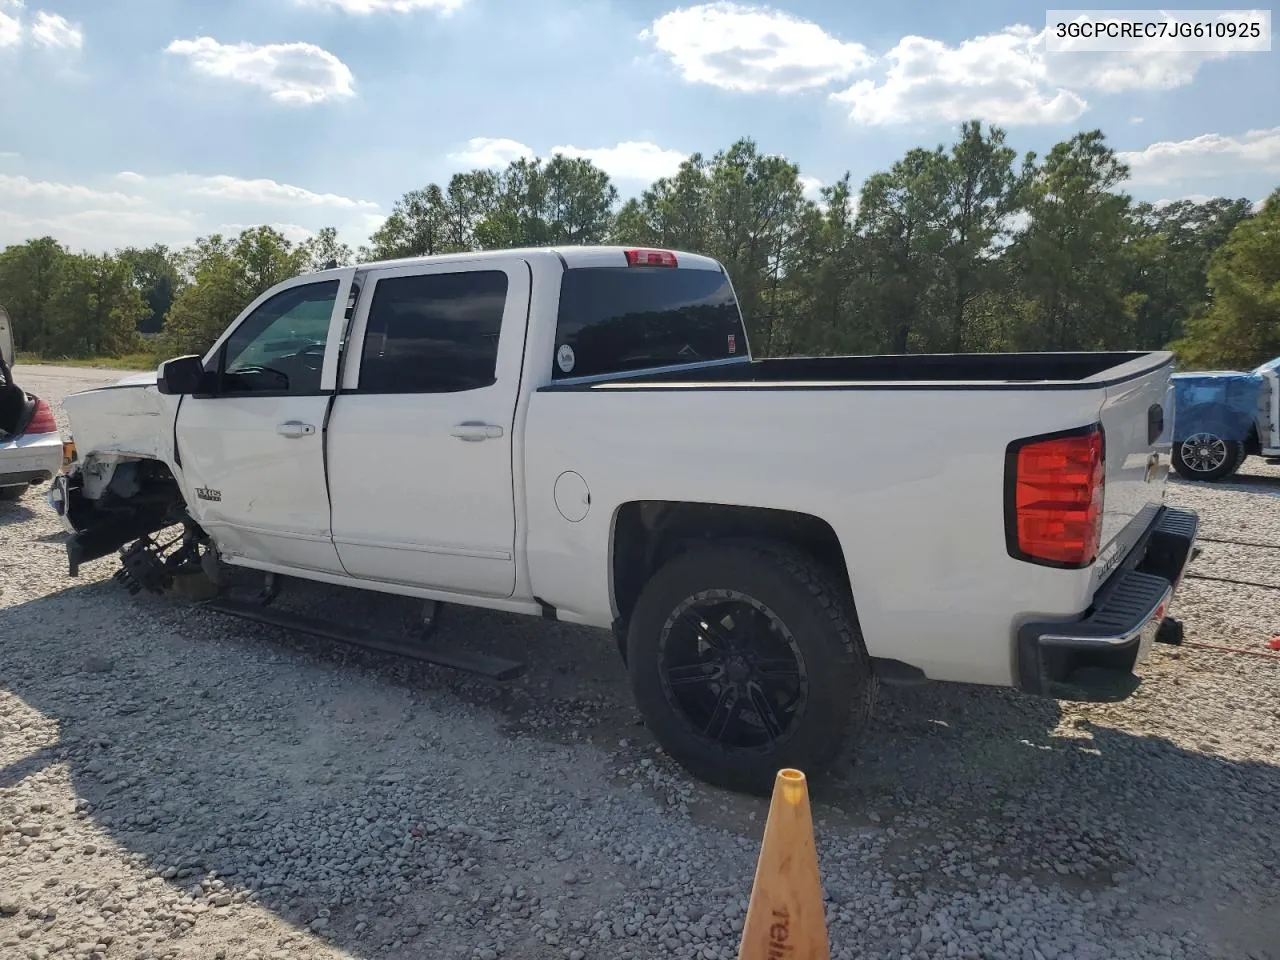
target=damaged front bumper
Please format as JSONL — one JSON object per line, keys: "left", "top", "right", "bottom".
{"left": 47, "top": 460, "right": 189, "bottom": 577}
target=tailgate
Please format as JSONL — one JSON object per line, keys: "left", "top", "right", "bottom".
{"left": 1090, "top": 358, "right": 1175, "bottom": 591}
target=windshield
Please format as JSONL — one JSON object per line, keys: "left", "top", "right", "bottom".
{"left": 551, "top": 267, "right": 748, "bottom": 380}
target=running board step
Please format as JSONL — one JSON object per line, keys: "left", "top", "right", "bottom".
{"left": 204, "top": 598, "right": 525, "bottom": 681}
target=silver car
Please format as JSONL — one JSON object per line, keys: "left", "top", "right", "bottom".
{"left": 0, "top": 308, "right": 64, "bottom": 501}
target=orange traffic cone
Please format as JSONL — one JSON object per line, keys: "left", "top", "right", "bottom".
{"left": 737, "top": 769, "right": 830, "bottom": 960}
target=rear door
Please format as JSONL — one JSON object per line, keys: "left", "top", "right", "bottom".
{"left": 325, "top": 257, "right": 531, "bottom": 597}
{"left": 1090, "top": 357, "right": 1176, "bottom": 589}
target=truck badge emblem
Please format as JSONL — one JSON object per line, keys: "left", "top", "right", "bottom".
{"left": 195, "top": 487, "right": 222, "bottom": 502}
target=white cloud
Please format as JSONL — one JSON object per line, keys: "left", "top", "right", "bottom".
{"left": 1130, "top": 116, "right": 1144, "bottom": 124}
{"left": 0, "top": 170, "right": 380, "bottom": 253}
{"left": 4, "top": 171, "right": 375, "bottom": 213}
{"left": 639, "top": 9, "right": 1251, "bottom": 127}
{"left": 448, "top": 138, "right": 689, "bottom": 182}
{"left": 1047, "top": 47, "right": 1231, "bottom": 95}
{"left": 1152, "top": 194, "right": 1214, "bottom": 208}
{"left": 641, "top": 2, "right": 874, "bottom": 93}
{"left": 214, "top": 221, "right": 317, "bottom": 244}
{"left": 165, "top": 37, "right": 355, "bottom": 104}
{"left": 0, "top": 4, "right": 21, "bottom": 48}
{"left": 0, "top": 173, "right": 143, "bottom": 206}
{"left": 0, "top": 208, "right": 200, "bottom": 252}
{"left": 295, "top": 0, "right": 468, "bottom": 13}
{"left": 828, "top": 21, "right": 1249, "bottom": 127}
{"left": 448, "top": 137, "right": 535, "bottom": 167}
{"left": 185, "top": 174, "right": 378, "bottom": 209}
{"left": 359, "top": 212, "right": 388, "bottom": 236}
{"left": 1046, "top": 10, "right": 1266, "bottom": 93}
{"left": 30, "top": 10, "right": 81, "bottom": 50}
{"left": 1119, "top": 128, "right": 1280, "bottom": 185}
{"left": 833, "top": 26, "right": 1086, "bottom": 126}
{"left": 798, "top": 175, "right": 823, "bottom": 200}
{"left": 549, "top": 141, "right": 687, "bottom": 181}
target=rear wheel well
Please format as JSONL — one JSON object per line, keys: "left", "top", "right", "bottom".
{"left": 610, "top": 501, "right": 851, "bottom": 654}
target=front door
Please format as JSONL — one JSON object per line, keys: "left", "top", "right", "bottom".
{"left": 176, "top": 272, "right": 353, "bottom": 574}
{"left": 325, "top": 258, "right": 531, "bottom": 597}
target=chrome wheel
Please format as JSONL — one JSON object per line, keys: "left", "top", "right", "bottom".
{"left": 1179, "top": 433, "right": 1228, "bottom": 473}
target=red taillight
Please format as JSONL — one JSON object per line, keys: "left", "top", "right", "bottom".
{"left": 23, "top": 397, "right": 57, "bottom": 436}
{"left": 624, "top": 248, "right": 678, "bottom": 268}
{"left": 1006, "top": 425, "right": 1105, "bottom": 567}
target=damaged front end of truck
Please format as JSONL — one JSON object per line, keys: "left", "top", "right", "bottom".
{"left": 49, "top": 456, "right": 190, "bottom": 574}
{"left": 47, "top": 375, "right": 211, "bottom": 594}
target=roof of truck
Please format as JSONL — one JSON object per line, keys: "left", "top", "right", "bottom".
{"left": 346, "top": 245, "right": 725, "bottom": 274}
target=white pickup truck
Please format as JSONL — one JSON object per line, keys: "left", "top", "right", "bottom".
{"left": 49, "top": 245, "right": 1198, "bottom": 794}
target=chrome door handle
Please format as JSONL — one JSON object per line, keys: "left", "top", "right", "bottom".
{"left": 277, "top": 421, "right": 316, "bottom": 439}
{"left": 451, "top": 421, "right": 504, "bottom": 441}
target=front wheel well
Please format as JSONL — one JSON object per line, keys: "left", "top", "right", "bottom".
{"left": 610, "top": 501, "right": 852, "bottom": 654}
{"left": 66, "top": 456, "right": 191, "bottom": 574}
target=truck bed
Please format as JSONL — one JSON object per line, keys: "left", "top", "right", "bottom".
{"left": 543, "top": 351, "right": 1170, "bottom": 391}
{"left": 525, "top": 346, "right": 1176, "bottom": 687}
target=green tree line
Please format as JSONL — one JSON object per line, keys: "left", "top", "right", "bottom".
{"left": 1, "top": 122, "right": 1276, "bottom": 370}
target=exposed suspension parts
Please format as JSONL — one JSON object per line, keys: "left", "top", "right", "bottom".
{"left": 113, "top": 523, "right": 209, "bottom": 596}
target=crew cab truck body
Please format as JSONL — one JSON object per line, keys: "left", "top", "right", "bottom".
{"left": 50, "top": 246, "right": 1198, "bottom": 794}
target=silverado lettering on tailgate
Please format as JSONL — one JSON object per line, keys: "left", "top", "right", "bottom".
{"left": 1095, "top": 541, "right": 1125, "bottom": 581}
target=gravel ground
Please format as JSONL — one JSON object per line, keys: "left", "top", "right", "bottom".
{"left": 3, "top": 364, "right": 1278, "bottom": 960}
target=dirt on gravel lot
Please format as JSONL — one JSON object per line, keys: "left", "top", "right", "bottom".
{"left": 2, "top": 364, "right": 1279, "bottom": 960}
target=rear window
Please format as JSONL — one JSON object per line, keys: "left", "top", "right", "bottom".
{"left": 552, "top": 267, "right": 747, "bottom": 380}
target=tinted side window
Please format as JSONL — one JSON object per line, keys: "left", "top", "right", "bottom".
{"left": 552, "top": 267, "right": 746, "bottom": 380}
{"left": 218, "top": 280, "right": 340, "bottom": 395}
{"left": 358, "top": 271, "right": 508, "bottom": 394}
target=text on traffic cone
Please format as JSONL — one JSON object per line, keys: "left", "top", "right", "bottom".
{"left": 737, "top": 768, "right": 830, "bottom": 960}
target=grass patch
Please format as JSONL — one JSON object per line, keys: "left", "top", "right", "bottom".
{"left": 15, "top": 351, "right": 158, "bottom": 371}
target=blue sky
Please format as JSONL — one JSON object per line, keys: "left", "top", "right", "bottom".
{"left": 0, "top": 0, "right": 1276, "bottom": 253}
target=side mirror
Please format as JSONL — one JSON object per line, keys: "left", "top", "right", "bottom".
{"left": 156, "top": 355, "right": 208, "bottom": 396}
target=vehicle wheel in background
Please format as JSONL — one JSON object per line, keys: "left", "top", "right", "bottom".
{"left": 1172, "top": 429, "right": 1247, "bottom": 481}
{"left": 0, "top": 484, "right": 26, "bottom": 501}
{"left": 625, "top": 542, "right": 877, "bottom": 796}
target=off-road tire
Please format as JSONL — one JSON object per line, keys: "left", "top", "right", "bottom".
{"left": 626, "top": 542, "right": 877, "bottom": 796}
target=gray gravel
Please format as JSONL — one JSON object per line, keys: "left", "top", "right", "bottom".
{"left": 3, "top": 364, "right": 1279, "bottom": 960}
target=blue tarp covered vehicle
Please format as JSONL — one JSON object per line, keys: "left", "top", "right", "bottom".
{"left": 1170, "top": 356, "right": 1280, "bottom": 480}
